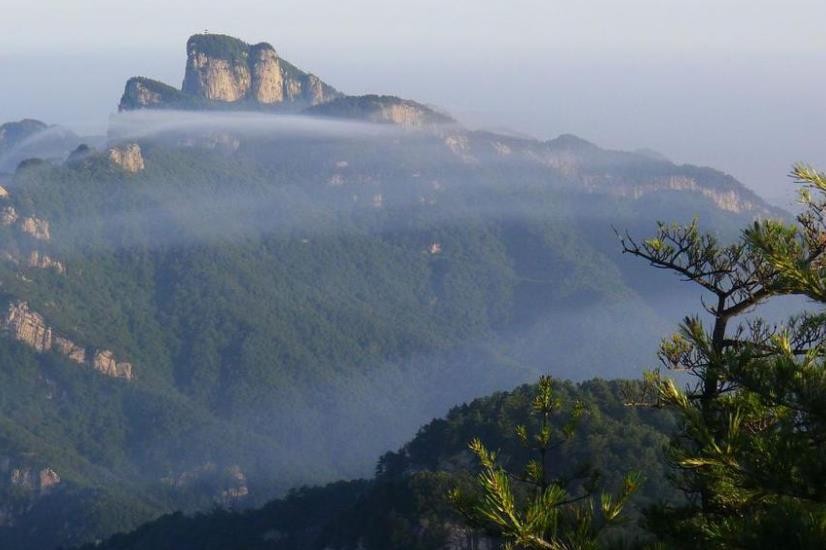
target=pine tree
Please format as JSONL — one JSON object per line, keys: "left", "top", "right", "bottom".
{"left": 620, "top": 165, "right": 826, "bottom": 548}
{"left": 450, "top": 376, "right": 640, "bottom": 549}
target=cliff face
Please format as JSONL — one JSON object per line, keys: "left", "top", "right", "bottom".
{"left": 92, "top": 350, "right": 133, "bottom": 380}
{"left": 183, "top": 48, "right": 252, "bottom": 102}
{"left": 306, "top": 95, "right": 455, "bottom": 127}
{"left": 4, "top": 301, "right": 52, "bottom": 352}
{"left": 121, "top": 34, "right": 340, "bottom": 111}
{"left": 27, "top": 251, "right": 65, "bottom": 273}
{"left": 250, "top": 45, "right": 284, "bottom": 103}
{"left": 107, "top": 143, "right": 144, "bottom": 173}
{"left": 1, "top": 302, "right": 134, "bottom": 380}
{"left": 119, "top": 77, "right": 192, "bottom": 110}
{"left": 19, "top": 216, "right": 50, "bottom": 240}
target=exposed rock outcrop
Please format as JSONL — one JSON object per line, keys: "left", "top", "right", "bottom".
{"left": 107, "top": 143, "right": 144, "bottom": 173}
{"left": 161, "top": 463, "right": 249, "bottom": 504}
{"left": 220, "top": 465, "right": 249, "bottom": 503}
{"left": 121, "top": 34, "right": 340, "bottom": 111}
{"left": 184, "top": 49, "right": 251, "bottom": 103}
{"left": 443, "top": 134, "right": 476, "bottom": 163}
{"left": 7, "top": 465, "right": 60, "bottom": 495}
{"left": 53, "top": 335, "right": 86, "bottom": 364}
{"left": 4, "top": 301, "right": 52, "bottom": 352}
{"left": 250, "top": 44, "right": 284, "bottom": 103}
{"left": 20, "top": 216, "right": 50, "bottom": 240}
{"left": 38, "top": 468, "right": 61, "bottom": 493}
{"left": 0, "top": 206, "right": 17, "bottom": 225}
{"left": 617, "top": 175, "right": 766, "bottom": 214}
{"left": 27, "top": 251, "right": 65, "bottom": 273}
{"left": 10, "top": 467, "right": 34, "bottom": 490}
{"left": 306, "top": 95, "right": 454, "bottom": 127}
{"left": 120, "top": 77, "right": 194, "bottom": 110}
{"left": 1, "top": 301, "right": 134, "bottom": 380}
{"left": 92, "top": 350, "right": 133, "bottom": 380}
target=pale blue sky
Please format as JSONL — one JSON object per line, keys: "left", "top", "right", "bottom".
{"left": 1, "top": 0, "right": 825, "bottom": 200}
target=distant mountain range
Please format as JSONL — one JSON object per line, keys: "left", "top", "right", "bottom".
{"left": 0, "top": 33, "right": 789, "bottom": 549}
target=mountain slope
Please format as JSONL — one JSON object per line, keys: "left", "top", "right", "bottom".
{"left": 120, "top": 34, "right": 340, "bottom": 111}
{"left": 78, "top": 379, "right": 678, "bottom": 550}
{"left": 0, "top": 33, "right": 789, "bottom": 549}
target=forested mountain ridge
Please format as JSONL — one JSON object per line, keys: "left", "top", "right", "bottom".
{"left": 0, "top": 33, "right": 787, "bottom": 549}
{"left": 79, "top": 379, "right": 679, "bottom": 550}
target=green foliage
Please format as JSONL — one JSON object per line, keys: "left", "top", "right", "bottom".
{"left": 186, "top": 34, "right": 250, "bottom": 63}
{"left": 306, "top": 95, "right": 454, "bottom": 124}
{"left": 0, "top": 122, "right": 771, "bottom": 546}
{"left": 451, "top": 377, "right": 640, "bottom": 549}
{"left": 81, "top": 379, "right": 677, "bottom": 549}
{"left": 622, "top": 164, "right": 826, "bottom": 548}
{"left": 121, "top": 77, "right": 204, "bottom": 110}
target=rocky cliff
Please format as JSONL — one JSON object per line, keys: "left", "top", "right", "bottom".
{"left": 306, "top": 95, "right": 455, "bottom": 127}
{"left": 120, "top": 77, "right": 194, "bottom": 110}
{"left": 121, "top": 34, "right": 340, "bottom": 111}
{"left": 1, "top": 301, "right": 134, "bottom": 380}
{"left": 19, "top": 216, "right": 50, "bottom": 240}
{"left": 107, "top": 143, "right": 144, "bottom": 173}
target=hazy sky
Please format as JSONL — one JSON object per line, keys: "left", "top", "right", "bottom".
{"left": 1, "top": 0, "right": 825, "bottom": 202}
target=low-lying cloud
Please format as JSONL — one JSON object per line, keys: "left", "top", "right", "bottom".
{"left": 108, "top": 109, "right": 401, "bottom": 141}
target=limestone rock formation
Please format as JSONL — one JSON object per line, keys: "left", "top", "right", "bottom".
{"left": 53, "top": 336, "right": 86, "bottom": 364}
{"left": 249, "top": 44, "right": 284, "bottom": 103}
{"left": 27, "top": 251, "right": 65, "bottom": 273}
{"left": 121, "top": 34, "right": 340, "bottom": 111}
{"left": 38, "top": 468, "right": 61, "bottom": 493}
{"left": 20, "top": 216, "right": 50, "bottom": 240}
{"left": 617, "top": 175, "right": 765, "bottom": 214}
{"left": 120, "top": 77, "right": 194, "bottom": 110}
{"left": 161, "top": 462, "right": 249, "bottom": 504}
{"left": 184, "top": 49, "right": 251, "bottom": 102}
{"left": 7, "top": 465, "right": 60, "bottom": 495}
{"left": 92, "top": 350, "right": 134, "bottom": 380}
{"left": 1, "top": 301, "right": 133, "bottom": 380}
{"left": 3, "top": 301, "right": 52, "bottom": 352}
{"left": 10, "top": 467, "right": 34, "bottom": 490}
{"left": 306, "top": 95, "right": 454, "bottom": 127}
{"left": 0, "top": 206, "right": 17, "bottom": 226}
{"left": 220, "top": 465, "right": 249, "bottom": 503}
{"left": 107, "top": 143, "right": 145, "bottom": 173}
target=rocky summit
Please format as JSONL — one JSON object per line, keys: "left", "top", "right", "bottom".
{"left": 118, "top": 33, "right": 452, "bottom": 127}
{"left": 120, "top": 33, "right": 341, "bottom": 111}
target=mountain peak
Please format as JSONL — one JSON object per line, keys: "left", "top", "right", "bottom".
{"left": 185, "top": 33, "right": 253, "bottom": 62}
{"left": 120, "top": 33, "right": 340, "bottom": 111}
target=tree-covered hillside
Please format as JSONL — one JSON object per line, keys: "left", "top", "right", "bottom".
{"left": 78, "top": 379, "right": 678, "bottom": 550}
{"left": 0, "top": 112, "right": 783, "bottom": 547}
